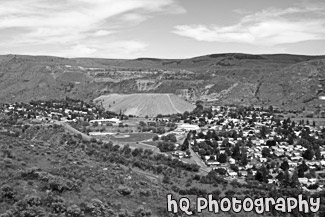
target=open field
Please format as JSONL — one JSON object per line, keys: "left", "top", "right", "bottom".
{"left": 94, "top": 93, "right": 195, "bottom": 117}
{"left": 105, "top": 132, "right": 156, "bottom": 142}
{"left": 142, "top": 141, "right": 159, "bottom": 146}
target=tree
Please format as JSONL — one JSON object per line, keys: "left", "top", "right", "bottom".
{"left": 315, "top": 147, "right": 321, "bottom": 160}
{"left": 152, "top": 135, "right": 159, "bottom": 141}
{"left": 296, "top": 138, "right": 311, "bottom": 149}
{"left": 280, "top": 160, "right": 289, "bottom": 171}
{"left": 262, "top": 147, "right": 271, "bottom": 158}
{"left": 302, "top": 148, "right": 314, "bottom": 160}
{"left": 255, "top": 166, "right": 269, "bottom": 182}
{"left": 139, "top": 121, "right": 147, "bottom": 127}
{"left": 298, "top": 161, "right": 309, "bottom": 172}
{"left": 281, "top": 170, "right": 291, "bottom": 187}
{"left": 181, "top": 138, "right": 189, "bottom": 151}
{"left": 260, "top": 126, "right": 268, "bottom": 138}
{"left": 290, "top": 171, "right": 299, "bottom": 188}
{"left": 231, "top": 144, "right": 241, "bottom": 160}
{"left": 218, "top": 153, "right": 228, "bottom": 163}
{"left": 298, "top": 167, "right": 305, "bottom": 178}
{"left": 162, "top": 175, "right": 170, "bottom": 184}
{"left": 266, "top": 140, "right": 276, "bottom": 147}
{"left": 185, "top": 149, "right": 191, "bottom": 157}
{"left": 240, "top": 153, "right": 248, "bottom": 166}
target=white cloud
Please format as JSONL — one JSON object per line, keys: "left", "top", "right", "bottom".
{"left": 93, "top": 30, "right": 114, "bottom": 37}
{"left": 173, "top": 2, "right": 325, "bottom": 46}
{"left": 0, "top": 0, "right": 184, "bottom": 57}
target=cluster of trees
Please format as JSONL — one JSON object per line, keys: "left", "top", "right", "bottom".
{"left": 138, "top": 121, "right": 166, "bottom": 134}
{"left": 157, "top": 142, "right": 175, "bottom": 152}
{"left": 81, "top": 139, "right": 200, "bottom": 174}
{"left": 0, "top": 193, "right": 152, "bottom": 217}
{"left": 156, "top": 134, "right": 178, "bottom": 152}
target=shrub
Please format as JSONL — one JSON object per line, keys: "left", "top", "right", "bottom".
{"left": 49, "top": 196, "right": 66, "bottom": 214}
{"left": 138, "top": 189, "right": 151, "bottom": 197}
{"left": 133, "top": 206, "right": 152, "bottom": 217}
{"left": 66, "top": 204, "right": 83, "bottom": 217}
{"left": 84, "top": 199, "right": 113, "bottom": 217}
{"left": 0, "top": 185, "right": 17, "bottom": 201}
{"left": 117, "top": 185, "right": 133, "bottom": 196}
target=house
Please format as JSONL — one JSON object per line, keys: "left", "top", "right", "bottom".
{"left": 228, "top": 171, "right": 238, "bottom": 178}
{"left": 268, "top": 179, "right": 278, "bottom": 184}
{"left": 239, "top": 171, "right": 248, "bottom": 177}
{"left": 298, "top": 178, "right": 309, "bottom": 185}
{"left": 173, "top": 150, "right": 186, "bottom": 158}
{"left": 291, "top": 156, "right": 303, "bottom": 162}
{"left": 206, "top": 161, "right": 220, "bottom": 166}
{"left": 309, "top": 178, "right": 317, "bottom": 185}
{"left": 260, "top": 158, "right": 267, "bottom": 163}
{"left": 229, "top": 158, "right": 236, "bottom": 164}
{"left": 288, "top": 162, "right": 298, "bottom": 167}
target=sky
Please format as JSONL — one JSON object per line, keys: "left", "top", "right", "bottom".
{"left": 0, "top": 0, "right": 325, "bottom": 59}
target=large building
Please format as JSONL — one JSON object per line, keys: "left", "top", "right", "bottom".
{"left": 89, "top": 118, "right": 121, "bottom": 125}
{"left": 177, "top": 123, "right": 200, "bottom": 131}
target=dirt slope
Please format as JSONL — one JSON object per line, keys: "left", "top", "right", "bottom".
{"left": 95, "top": 93, "right": 195, "bottom": 117}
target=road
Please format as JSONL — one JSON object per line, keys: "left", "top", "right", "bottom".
{"left": 166, "top": 94, "right": 182, "bottom": 114}
{"left": 52, "top": 120, "right": 210, "bottom": 174}
{"left": 53, "top": 120, "right": 92, "bottom": 141}
{"left": 178, "top": 135, "right": 211, "bottom": 175}
{"left": 188, "top": 144, "right": 211, "bottom": 174}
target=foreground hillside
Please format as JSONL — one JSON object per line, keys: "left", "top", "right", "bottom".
{"left": 0, "top": 53, "right": 325, "bottom": 111}
{"left": 94, "top": 94, "right": 196, "bottom": 117}
{"left": 0, "top": 121, "right": 267, "bottom": 217}
{"left": 0, "top": 124, "right": 178, "bottom": 216}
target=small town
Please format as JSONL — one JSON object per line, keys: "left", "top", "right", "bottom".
{"left": 2, "top": 99, "right": 325, "bottom": 194}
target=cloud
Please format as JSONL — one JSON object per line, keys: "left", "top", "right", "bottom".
{"left": 62, "top": 41, "right": 148, "bottom": 58}
{"left": 173, "top": 2, "right": 325, "bottom": 46}
{"left": 0, "top": 0, "right": 184, "bottom": 57}
{"left": 93, "top": 30, "right": 114, "bottom": 37}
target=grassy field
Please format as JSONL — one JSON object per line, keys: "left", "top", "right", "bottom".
{"left": 94, "top": 93, "right": 195, "bottom": 117}
{"left": 142, "top": 141, "right": 159, "bottom": 147}
{"left": 107, "top": 132, "right": 156, "bottom": 142}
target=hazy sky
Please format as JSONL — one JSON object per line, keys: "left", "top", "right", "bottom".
{"left": 1, "top": 0, "right": 325, "bottom": 58}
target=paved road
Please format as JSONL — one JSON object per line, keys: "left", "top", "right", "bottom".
{"left": 188, "top": 144, "right": 211, "bottom": 174}
{"left": 178, "top": 135, "right": 211, "bottom": 175}
{"left": 53, "top": 121, "right": 210, "bottom": 174}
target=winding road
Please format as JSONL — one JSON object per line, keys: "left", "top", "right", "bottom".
{"left": 53, "top": 120, "right": 210, "bottom": 174}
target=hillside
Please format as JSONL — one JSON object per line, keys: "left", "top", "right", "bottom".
{"left": 0, "top": 53, "right": 325, "bottom": 111}
{"left": 94, "top": 93, "right": 196, "bottom": 117}
{"left": 0, "top": 120, "right": 273, "bottom": 217}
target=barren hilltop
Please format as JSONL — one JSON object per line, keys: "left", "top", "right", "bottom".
{"left": 1, "top": 53, "right": 325, "bottom": 111}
